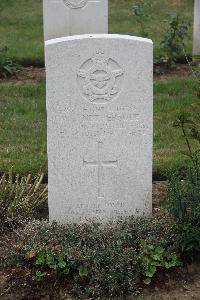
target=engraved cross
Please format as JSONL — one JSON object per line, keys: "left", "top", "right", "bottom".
{"left": 83, "top": 142, "right": 118, "bottom": 199}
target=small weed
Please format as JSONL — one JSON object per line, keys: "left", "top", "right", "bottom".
{"left": 173, "top": 105, "right": 200, "bottom": 166}
{"left": 0, "top": 46, "right": 18, "bottom": 78}
{"left": 33, "top": 270, "right": 47, "bottom": 282}
{"left": 139, "top": 241, "right": 180, "bottom": 285}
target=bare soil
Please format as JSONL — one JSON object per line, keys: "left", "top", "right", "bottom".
{"left": 141, "top": 265, "right": 200, "bottom": 300}
{"left": 0, "top": 67, "right": 46, "bottom": 85}
{"left": 154, "top": 64, "right": 193, "bottom": 81}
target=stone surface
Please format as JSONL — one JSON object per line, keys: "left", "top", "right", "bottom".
{"left": 193, "top": 0, "right": 200, "bottom": 57}
{"left": 43, "top": 0, "right": 108, "bottom": 40}
{"left": 45, "top": 34, "right": 153, "bottom": 223}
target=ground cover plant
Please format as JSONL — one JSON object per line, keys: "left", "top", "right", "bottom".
{"left": 0, "top": 0, "right": 193, "bottom": 65}
{"left": 1, "top": 216, "right": 181, "bottom": 299}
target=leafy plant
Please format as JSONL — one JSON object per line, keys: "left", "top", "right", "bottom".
{"left": 33, "top": 249, "right": 70, "bottom": 273}
{"left": 159, "top": 14, "right": 189, "bottom": 68}
{"left": 139, "top": 242, "right": 180, "bottom": 284}
{"left": 173, "top": 104, "right": 200, "bottom": 166}
{"left": 0, "top": 46, "right": 18, "bottom": 78}
{"left": 33, "top": 270, "right": 47, "bottom": 282}
{"left": 28, "top": 249, "right": 89, "bottom": 285}
{"left": 0, "top": 170, "right": 48, "bottom": 231}
{"left": 132, "top": 0, "right": 152, "bottom": 37}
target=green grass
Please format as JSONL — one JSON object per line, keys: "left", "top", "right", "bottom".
{"left": 154, "top": 78, "right": 199, "bottom": 176}
{"left": 0, "top": 78, "right": 199, "bottom": 177}
{"left": 0, "top": 84, "right": 47, "bottom": 174}
{"left": 0, "top": 0, "right": 194, "bottom": 65}
{"left": 110, "top": 0, "right": 193, "bottom": 57}
{"left": 0, "top": 0, "right": 44, "bottom": 66}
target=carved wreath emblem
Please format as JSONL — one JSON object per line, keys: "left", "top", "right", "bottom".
{"left": 63, "top": 0, "right": 88, "bottom": 9}
{"left": 77, "top": 52, "right": 124, "bottom": 104}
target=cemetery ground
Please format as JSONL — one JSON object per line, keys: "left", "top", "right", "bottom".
{"left": 0, "top": 64, "right": 199, "bottom": 299}
{"left": 0, "top": 0, "right": 200, "bottom": 299}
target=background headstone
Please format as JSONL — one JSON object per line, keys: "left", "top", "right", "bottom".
{"left": 193, "top": 0, "right": 200, "bottom": 59}
{"left": 43, "top": 0, "right": 108, "bottom": 40}
{"left": 46, "top": 34, "right": 153, "bottom": 223}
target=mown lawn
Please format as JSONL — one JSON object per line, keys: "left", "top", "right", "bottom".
{"left": 0, "top": 78, "right": 199, "bottom": 177}
{"left": 154, "top": 78, "right": 199, "bottom": 176}
{"left": 0, "top": 0, "right": 194, "bottom": 65}
{"left": 0, "top": 84, "right": 47, "bottom": 174}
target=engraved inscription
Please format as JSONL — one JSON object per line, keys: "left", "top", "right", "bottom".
{"left": 79, "top": 106, "right": 141, "bottom": 139}
{"left": 77, "top": 51, "right": 124, "bottom": 104}
{"left": 83, "top": 142, "right": 118, "bottom": 198}
{"left": 63, "top": 0, "right": 88, "bottom": 9}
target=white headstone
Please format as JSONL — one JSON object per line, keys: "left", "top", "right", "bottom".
{"left": 46, "top": 34, "right": 153, "bottom": 223}
{"left": 193, "top": 0, "right": 200, "bottom": 58}
{"left": 43, "top": 0, "right": 108, "bottom": 40}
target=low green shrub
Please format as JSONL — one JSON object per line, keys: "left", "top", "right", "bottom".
{"left": 2, "top": 216, "right": 179, "bottom": 298}
{"left": 0, "top": 171, "right": 48, "bottom": 232}
{"left": 0, "top": 46, "right": 18, "bottom": 78}
{"left": 157, "top": 14, "right": 189, "bottom": 69}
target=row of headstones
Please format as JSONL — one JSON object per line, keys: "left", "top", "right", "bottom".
{"left": 44, "top": 0, "right": 200, "bottom": 57}
{"left": 44, "top": 0, "right": 198, "bottom": 224}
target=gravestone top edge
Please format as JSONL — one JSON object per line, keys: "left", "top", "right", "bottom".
{"left": 45, "top": 34, "right": 153, "bottom": 47}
